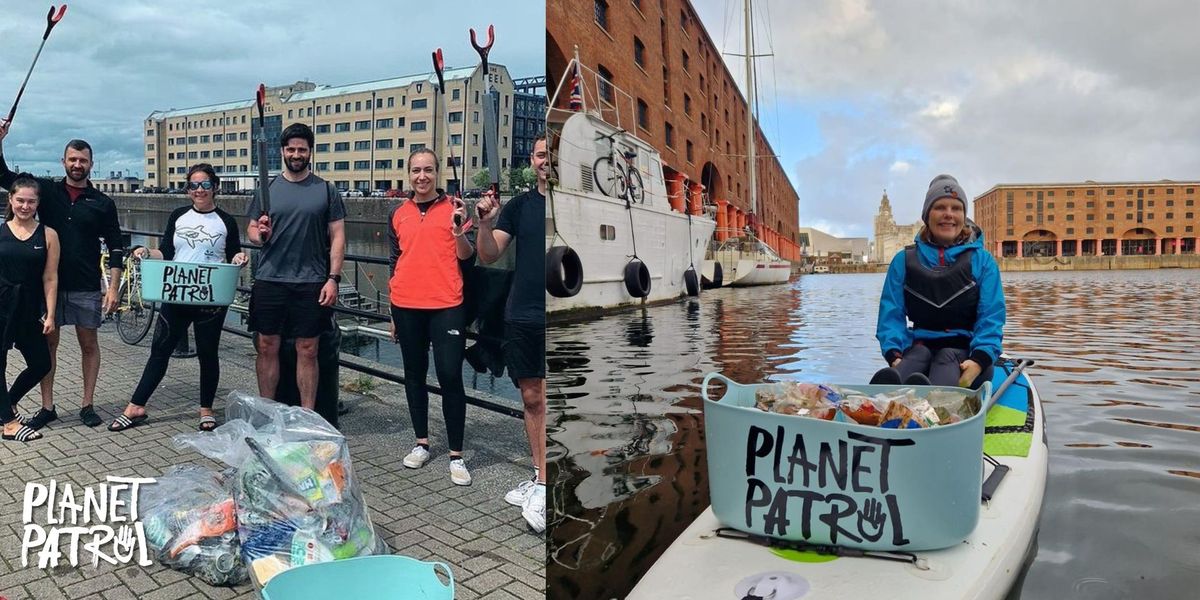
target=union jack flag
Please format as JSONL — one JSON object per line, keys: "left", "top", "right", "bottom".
{"left": 568, "top": 62, "right": 583, "bottom": 111}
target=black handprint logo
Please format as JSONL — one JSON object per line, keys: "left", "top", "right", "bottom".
{"left": 857, "top": 498, "right": 887, "bottom": 542}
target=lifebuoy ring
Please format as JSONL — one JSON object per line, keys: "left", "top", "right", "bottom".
{"left": 684, "top": 266, "right": 700, "bottom": 296}
{"left": 702, "top": 261, "right": 723, "bottom": 289}
{"left": 624, "top": 258, "right": 651, "bottom": 298}
{"left": 545, "top": 246, "right": 583, "bottom": 298}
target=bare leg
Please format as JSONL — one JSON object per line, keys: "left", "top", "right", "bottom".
{"left": 76, "top": 327, "right": 100, "bottom": 407}
{"left": 256, "top": 334, "right": 282, "bottom": 399}
{"left": 38, "top": 328, "right": 60, "bottom": 409}
{"left": 519, "top": 378, "right": 547, "bottom": 483}
{"left": 294, "top": 337, "right": 318, "bottom": 410}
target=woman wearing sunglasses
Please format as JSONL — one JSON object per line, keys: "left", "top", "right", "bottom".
{"left": 110, "top": 163, "right": 247, "bottom": 432}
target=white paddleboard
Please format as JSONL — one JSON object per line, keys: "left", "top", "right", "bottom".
{"left": 629, "top": 368, "right": 1047, "bottom": 600}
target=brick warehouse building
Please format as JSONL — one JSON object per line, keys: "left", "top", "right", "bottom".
{"left": 975, "top": 181, "right": 1200, "bottom": 258}
{"left": 546, "top": 0, "right": 802, "bottom": 260}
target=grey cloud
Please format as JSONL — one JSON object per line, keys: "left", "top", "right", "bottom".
{"left": 692, "top": 0, "right": 1200, "bottom": 238}
{"left": 0, "top": 0, "right": 544, "bottom": 176}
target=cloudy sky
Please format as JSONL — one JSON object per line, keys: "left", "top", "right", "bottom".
{"left": 692, "top": 0, "right": 1200, "bottom": 239}
{"left": 0, "top": 0, "right": 544, "bottom": 180}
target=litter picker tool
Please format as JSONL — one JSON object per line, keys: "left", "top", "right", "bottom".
{"left": 470, "top": 24, "right": 500, "bottom": 197}
{"left": 255, "top": 83, "right": 271, "bottom": 216}
{"left": 6, "top": 5, "right": 68, "bottom": 123}
{"left": 431, "top": 48, "right": 461, "bottom": 196}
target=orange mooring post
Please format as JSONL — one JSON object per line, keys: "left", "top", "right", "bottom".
{"left": 666, "top": 172, "right": 685, "bottom": 212}
{"left": 714, "top": 199, "right": 729, "bottom": 241}
{"left": 687, "top": 182, "right": 705, "bottom": 215}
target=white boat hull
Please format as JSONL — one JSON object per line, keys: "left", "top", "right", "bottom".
{"left": 547, "top": 189, "right": 716, "bottom": 315}
{"left": 728, "top": 258, "right": 792, "bottom": 286}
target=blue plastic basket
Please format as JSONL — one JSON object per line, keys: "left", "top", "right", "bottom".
{"left": 260, "top": 555, "right": 454, "bottom": 600}
{"left": 703, "top": 373, "right": 995, "bottom": 551}
{"left": 139, "top": 259, "right": 240, "bottom": 306}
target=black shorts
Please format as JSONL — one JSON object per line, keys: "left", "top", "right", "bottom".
{"left": 248, "top": 280, "right": 331, "bottom": 338}
{"left": 503, "top": 321, "right": 545, "bottom": 384}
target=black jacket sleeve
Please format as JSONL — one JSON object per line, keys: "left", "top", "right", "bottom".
{"left": 219, "top": 208, "right": 242, "bottom": 262}
{"left": 0, "top": 154, "right": 15, "bottom": 189}
{"left": 100, "top": 195, "right": 124, "bottom": 270}
{"left": 160, "top": 206, "right": 187, "bottom": 261}
{"left": 387, "top": 202, "right": 401, "bottom": 277}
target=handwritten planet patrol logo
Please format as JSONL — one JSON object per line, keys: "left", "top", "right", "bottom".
{"left": 20, "top": 477, "right": 156, "bottom": 568}
{"left": 943, "top": 185, "right": 958, "bottom": 198}
{"left": 742, "top": 425, "right": 914, "bottom": 546}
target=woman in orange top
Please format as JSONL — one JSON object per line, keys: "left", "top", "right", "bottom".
{"left": 387, "top": 148, "right": 475, "bottom": 485}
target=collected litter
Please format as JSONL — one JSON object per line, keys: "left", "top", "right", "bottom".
{"left": 754, "top": 383, "right": 981, "bottom": 428}
{"left": 170, "top": 392, "right": 385, "bottom": 586}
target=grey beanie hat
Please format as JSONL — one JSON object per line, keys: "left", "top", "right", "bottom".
{"left": 922, "top": 174, "right": 967, "bottom": 225}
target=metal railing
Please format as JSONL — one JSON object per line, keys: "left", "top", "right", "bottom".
{"left": 122, "top": 227, "right": 522, "bottom": 419}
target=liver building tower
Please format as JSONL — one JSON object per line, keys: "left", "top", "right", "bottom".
{"left": 872, "top": 191, "right": 922, "bottom": 263}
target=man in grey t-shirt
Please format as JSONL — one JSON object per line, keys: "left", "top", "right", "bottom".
{"left": 246, "top": 123, "right": 346, "bottom": 410}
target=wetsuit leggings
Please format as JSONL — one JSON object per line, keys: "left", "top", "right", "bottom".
{"left": 130, "top": 304, "right": 228, "bottom": 408}
{"left": 0, "top": 319, "right": 51, "bottom": 423}
{"left": 897, "top": 344, "right": 993, "bottom": 389}
{"left": 391, "top": 304, "right": 467, "bottom": 452}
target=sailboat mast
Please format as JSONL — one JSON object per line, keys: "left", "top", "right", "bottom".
{"left": 744, "top": 0, "right": 758, "bottom": 226}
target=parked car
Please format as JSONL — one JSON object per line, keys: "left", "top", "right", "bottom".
{"left": 369, "top": 189, "right": 387, "bottom": 198}
{"left": 464, "top": 188, "right": 484, "bottom": 199}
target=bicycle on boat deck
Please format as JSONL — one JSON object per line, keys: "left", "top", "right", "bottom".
{"left": 593, "top": 130, "right": 646, "bottom": 204}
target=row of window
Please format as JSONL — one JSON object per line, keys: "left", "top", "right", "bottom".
{"left": 1008, "top": 187, "right": 1195, "bottom": 199}
{"left": 167, "top": 149, "right": 248, "bottom": 160}
{"left": 1005, "top": 225, "right": 1195, "bottom": 236}
{"left": 1024, "top": 212, "right": 1193, "bottom": 222}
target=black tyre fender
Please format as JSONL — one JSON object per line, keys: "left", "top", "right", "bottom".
{"left": 702, "top": 261, "right": 723, "bottom": 289}
{"left": 684, "top": 266, "right": 700, "bottom": 296}
{"left": 546, "top": 246, "right": 584, "bottom": 298}
{"left": 624, "top": 258, "right": 651, "bottom": 298}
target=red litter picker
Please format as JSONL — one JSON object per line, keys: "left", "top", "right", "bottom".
{"left": 6, "top": 5, "right": 68, "bottom": 123}
{"left": 255, "top": 83, "right": 271, "bottom": 216}
{"left": 470, "top": 24, "right": 500, "bottom": 198}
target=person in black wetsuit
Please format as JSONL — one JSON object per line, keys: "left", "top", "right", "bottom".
{"left": 109, "top": 164, "right": 247, "bottom": 432}
{"left": 0, "top": 177, "right": 60, "bottom": 442}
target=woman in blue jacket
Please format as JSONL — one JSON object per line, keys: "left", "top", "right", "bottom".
{"left": 872, "top": 174, "right": 1005, "bottom": 389}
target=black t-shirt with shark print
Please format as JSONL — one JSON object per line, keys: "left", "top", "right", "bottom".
{"left": 160, "top": 205, "right": 242, "bottom": 264}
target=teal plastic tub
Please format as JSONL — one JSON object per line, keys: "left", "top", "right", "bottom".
{"left": 139, "top": 259, "right": 240, "bottom": 306}
{"left": 261, "top": 555, "right": 454, "bottom": 600}
{"left": 703, "top": 373, "right": 995, "bottom": 551}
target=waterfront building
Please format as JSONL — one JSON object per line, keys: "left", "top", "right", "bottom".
{"left": 797, "top": 227, "right": 869, "bottom": 263}
{"left": 93, "top": 171, "right": 143, "bottom": 194}
{"left": 872, "top": 191, "right": 921, "bottom": 263}
{"left": 975, "top": 181, "right": 1200, "bottom": 257}
{"left": 143, "top": 64, "right": 544, "bottom": 194}
{"left": 511, "top": 77, "right": 548, "bottom": 170}
{"left": 547, "top": 0, "right": 801, "bottom": 260}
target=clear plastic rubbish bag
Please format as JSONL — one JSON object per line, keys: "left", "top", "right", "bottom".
{"left": 140, "top": 465, "right": 249, "bottom": 586}
{"left": 176, "top": 391, "right": 385, "bottom": 586}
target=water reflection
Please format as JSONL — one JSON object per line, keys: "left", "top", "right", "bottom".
{"left": 548, "top": 269, "right": 1200, "bottom": 600}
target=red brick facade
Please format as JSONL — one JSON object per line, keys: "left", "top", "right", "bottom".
{"left": 975, "top": 181, "right": 1200, "bottom": 257}
{"left": 547, "top": 0, "right": 801, "bottom": 258}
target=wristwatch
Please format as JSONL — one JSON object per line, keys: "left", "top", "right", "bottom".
{"left": 328, "top": 274, "right": 342, "bottom": 283}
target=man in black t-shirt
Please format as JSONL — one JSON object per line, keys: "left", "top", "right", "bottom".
{"left": 0, "top": 119, "right": 123, "bottom": 429}
{"left": 477, "top": 135, "right": 547, "bottom": 533}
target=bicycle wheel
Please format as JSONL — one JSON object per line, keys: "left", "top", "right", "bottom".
{"left": 593, "top": 156, "right": 628, "bottom": 199}
{"left": 116, "top": 267, "right": 155, "bottom": 345}
{"left": 626, "top": 167, "right": 645, "bottom": 204}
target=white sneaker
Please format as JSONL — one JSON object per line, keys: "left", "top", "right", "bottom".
{"left": 402, "top": 445, "right": 430, "bottom": 469}
{"left": 522, "top": 484, "right": 546, "bottom": 534}
{"left": 505, "top": 479, "right": 536, "bottom": 506}
{"left": 449, "top": 458, "right": 472, "bottom": 486}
